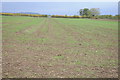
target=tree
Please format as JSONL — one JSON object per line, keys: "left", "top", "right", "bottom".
{"left": 79, "top": 9, "right": 83, "bottom": 16}
{"left": 79, "top": 8, "right": 100, "bottom": 17}
{"left": 79, "top": 8, "right": 89, "bottom": 16}
{"left": 89, "top": 8, "right": 100, "bottom": 17}
{"left": 83, "top": 8, "right": 89, "bottom": 16}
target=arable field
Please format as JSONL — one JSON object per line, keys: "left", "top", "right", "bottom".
{"left": 2, "top": 16, "right": 118, "bottom": 78}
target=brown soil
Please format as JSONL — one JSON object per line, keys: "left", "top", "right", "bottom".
{"left": 2, "top": 18, "right": 118, "bottom": 78}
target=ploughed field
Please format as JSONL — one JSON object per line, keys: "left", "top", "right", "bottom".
{"left": 2, "top": 16, "right": 118, "bottom": 78}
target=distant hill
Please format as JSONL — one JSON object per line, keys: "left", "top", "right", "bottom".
{"left": 1, "top": 12, "right": 40, "bottom": 14}
{"left": 19, "top": 12, "right": 40, "bottom": 14}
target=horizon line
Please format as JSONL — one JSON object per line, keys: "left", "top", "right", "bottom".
{"left": 0, "top": 12, "right": 118, "bottom": 16}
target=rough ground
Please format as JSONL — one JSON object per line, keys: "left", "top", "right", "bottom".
{"left": 2, "top": 16, "right": 118, "bottom": 78}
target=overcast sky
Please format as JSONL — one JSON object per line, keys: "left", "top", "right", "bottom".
{"left": 2, "top": 2, "right": 118, "bottom": 16}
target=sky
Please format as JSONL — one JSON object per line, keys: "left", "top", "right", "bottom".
{"left": 1, "top": 0, "right": 120, "bottom": 2}
{"left": 2, "top": 2, "right": 119, "bottom": 16}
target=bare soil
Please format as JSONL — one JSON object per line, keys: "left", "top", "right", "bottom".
{"left": 2, "top": 17, "right": 118, "bottom": 78}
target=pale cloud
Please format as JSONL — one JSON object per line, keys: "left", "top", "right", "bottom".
{"left": 1, "top": 0, "right": 120, "bottom": 2}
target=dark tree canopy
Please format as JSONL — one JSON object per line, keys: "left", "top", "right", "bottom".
{"left": 79, "top": 8, "right": 89, "bottom": 16}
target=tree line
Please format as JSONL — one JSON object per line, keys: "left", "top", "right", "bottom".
{"left": 0, "top": 10, "right": 119, "bottom": 20}
{"left": 0, "top": 13, "right": 89, "bottom": 18}
{"left": 79, "top": 8, "right": 119, "bottom": 19}
{"left": 0, "top": 13, "right": 48, "bottom": 17}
